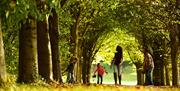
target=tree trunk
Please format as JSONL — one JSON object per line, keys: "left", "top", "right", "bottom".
{"left": 18, "top": 15, "right": 38, "bottom": 83}
{"left": 171, "top": 0, "right": 180, "bottom": 86}
{"left": 67, "top": 25, "right": 78, "bottom": 83}
{"left": 134, "top": 62, "right": 144, "bottom": 85}
{"left": 170, "top": 25, "right": 179, "bottom": 86}
{"left": 165, "top": 63, "right": 170, "bottom": 86}
{"left": 49, "top": 8, "right": 63, "bottom": 83}
{"left": 136, "top": 69, "right": 144, "bottom": 85}
{"left": 74, "top": 58, "right": 81, "bottom": 83}
{"left": 76, "top": 41, "right": 82, "bottom": 83}
{"left": 37, "top": 18, "right": 53, "bottom": 82}
{"left": 0, "top": 17, "right": 7, "bottom": 84}
{"left": 86, "top": 57, "right": 91, "bottom": 84}
{"left": 160, "top": 58, "right": 165, "bottom": 85}
{"left": 68, "top": 8, "right": 80, "bottom": 83}
{"left": 82, "top": 52, "right": 87, "bottom": 84}
{"left": 81, "top": 40, "right": 94, "bottom": 84}
{"left": 153, "top": 51, "right": 162, "bottom": 85}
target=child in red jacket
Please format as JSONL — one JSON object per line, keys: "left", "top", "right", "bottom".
{"left": 93, "top": 63, "right": 106, "bottom": 84}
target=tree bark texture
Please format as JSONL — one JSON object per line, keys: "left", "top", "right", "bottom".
{"left": 165, "top": 64, "right": 170, "bottom": 86}
{"left": 76, "top": 41, "right": 82, "bottom": 83}
{"left": 37, "top": 18, "right": 53, "bottom": 81}
{"left": 0, "top": 17, "right": 7, "bottom": 84}
{"left": 81, "top": 39, "right": 96, "bottom": 84}
{"left": 153, "top": 49, "right": 164, "bottom": 86}
{"left": 82, "top": 49, "right": 88, "bottom": 84}
{"left": 170, "top": 25, "right": 179, "bottom": 86}
{"left": 134, "top": 62, "right": 144, "bottom": 85}
{"left": 18, "top": 16, "right": 38, "bottom": 83}
{"left": 68, "top": 7, "right": 80, "bottom": 83}
{"left": 49, "top": 8, "right": 63, "bottom": 83}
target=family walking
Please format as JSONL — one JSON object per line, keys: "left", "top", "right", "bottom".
{"left": 93, "top": 46, "right": 154, "bottom": 86}
{"left": 93, "top": 46, "right": 123, "bottom": 85}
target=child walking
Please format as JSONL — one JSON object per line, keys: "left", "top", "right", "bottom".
{"left": 93, "top": 63, "right": 106, "bottom": 84}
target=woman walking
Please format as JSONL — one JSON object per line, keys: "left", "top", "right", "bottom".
{"left": 110, "top": 46, "right": 123, "bottom": 85}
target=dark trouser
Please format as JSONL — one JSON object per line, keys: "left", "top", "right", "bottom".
{"left": 67, "top": 72, "right": 74, "bottom": 83}
{"left": 145, "top": 67, "right": 154, "bottom": 85}
{"left": 97, "top": 74, "right": 103, "bottom": 84}
{"left": 113, "top": 64, "right": 122, "bottom": 85}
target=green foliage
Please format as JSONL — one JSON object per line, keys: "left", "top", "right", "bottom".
{"left": 95, "top": 29, "right": 142, "bottom": 64}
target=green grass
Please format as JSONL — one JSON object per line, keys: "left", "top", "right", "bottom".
{"left": 0, "top": 84, "right": 179, "bottom": 91}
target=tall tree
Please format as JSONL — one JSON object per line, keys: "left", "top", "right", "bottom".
{"left": 37, "top": 0, "right": 53, "bottom": 82}
{"left": 81, "top": 32, "right": 101, "bottom": 83}
{"left": 18, "top": 15, "right": 38, "bottom": 83}
{"left": 169, "top": 23, "right": 179, "bottom": 86}
{"left": 171, "top": 0, "right": 180, "bottom": 86}
{"left": 0, "top": 16, "right": 7, "bottom": 84}
{"left": 67, "top": 1, "right": 80, "bottom": 83}
{"left": 49, "top": 8, "right": 62, "bottom": 83}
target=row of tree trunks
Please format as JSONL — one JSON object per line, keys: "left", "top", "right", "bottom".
{"left": 18, "top": 0, "right": 62, "bottom": 82}
{"left": 141, "top": 29, "right": 168, "bottom": 86}
{"left": 0, "top": 16, "right": 7, "bottom": 84}
{"left": 18, "top": 15, "right": 38, "bottom": 83}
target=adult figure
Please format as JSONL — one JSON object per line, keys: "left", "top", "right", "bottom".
{"left": 143, "top": 48, "right": 154, "bottom": 85}
{"left": 66, "top": 57, "right": 78, "bottom": 83}
{"left": 110, "top": 46, "right": 123, "bottom": 85}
